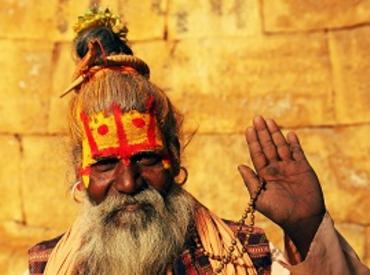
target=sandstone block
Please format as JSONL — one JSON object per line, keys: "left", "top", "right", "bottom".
{"left": 168, "top": 0, "right": 261, "bottom": 39}
{"left": 329, "top": 26, "right": 370, "bottom": 124}
{"left": 48, "top": 42, "right": 75, "bottom": 134}
{"left": 0, "top": 136, "right": 22, "bottom": 221}
{"left": 0, "top": 0, "right": 58, "bottom": 40}
{"left": 262, "top": 0, "right": 370, "bottom": 32}
{"left": 0, "top": 221, "right": 61, "bottom": 275}
{"left": 51, "top": 0, "right": 121, "bottom": 41}
{"left": 157, "top": 35, "right": 333, "bottom": 133}
{"left": 117, "top": 0, "right": 167, "bottom": 41}
{"left": 0, "top": 40, "right": 53, "bottom": 133}
{"left": 0, "top": 0, "right": 163, "bottom": 41}
{"left": 181, "top": 127, "right": 370, "bottom": 225}
{"left": 21, "top": 136, "right": 78, "bottom": 230}
{"left": 336, "top": 223, "right": 366, "bottom": 260}
{"left": 182, "top": 133, "right": 254, "bottom": 221}
{"left": 0, "top": 247, "right": 28, "bottom": 275}
{"left": 131, "top": 40, "right": 174, "bottom": 88}
{"left": 294, "top": 126, "right": 370, "bottom": 224}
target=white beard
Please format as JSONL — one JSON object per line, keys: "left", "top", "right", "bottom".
{"left": 73, "top": 184, "right": 194, "bottom": 275}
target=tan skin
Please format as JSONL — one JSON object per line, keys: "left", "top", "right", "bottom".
{"left": 82, "top": 116, "right": 325, "bottom": 260}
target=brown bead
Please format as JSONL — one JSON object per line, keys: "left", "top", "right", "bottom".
{"left": 228, "top": 246, "right": 235, "bottom": 252}
{"left": 242, "top": 247, "right": 247, "bottom": 253}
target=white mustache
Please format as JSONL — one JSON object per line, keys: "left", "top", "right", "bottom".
{"left": 94, "top": 187, "right": 166, "bottom": 225}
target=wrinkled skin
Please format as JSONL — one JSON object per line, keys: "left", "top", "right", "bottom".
{"left": 238, "top": 116, "right": 326, "bottom": 259}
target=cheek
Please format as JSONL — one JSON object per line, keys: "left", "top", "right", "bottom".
{"left": 87, "top": 170, "right": 115, "bottom": 204}
{"left": 140, "top": 166, "right": 172, "bottom": 194}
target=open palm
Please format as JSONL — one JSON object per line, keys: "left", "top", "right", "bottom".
{"left": 239, "top": 116, "right": 325, "bottom": 233}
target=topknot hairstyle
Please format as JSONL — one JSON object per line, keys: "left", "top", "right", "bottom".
{"left": 68, "top": 8, "right": 183, "bottom": 178}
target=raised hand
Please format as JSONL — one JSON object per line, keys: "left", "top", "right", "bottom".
{"left": 238, "top": 116, "right": 326, "bottom": 258}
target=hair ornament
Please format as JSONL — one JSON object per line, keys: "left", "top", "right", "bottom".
{"left": 73, "top": 7, "right": 128, "bottom": 42}
{"left": 60, "top": 39, "right": 150, "bottom": 98}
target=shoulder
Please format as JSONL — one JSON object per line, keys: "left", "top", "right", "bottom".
{"left": 28, "top": 234, "right": 64, "bottom": 275}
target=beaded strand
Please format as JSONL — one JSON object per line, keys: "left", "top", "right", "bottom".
{"left": 194, "top": 182, "right": 265, "bottom": 273}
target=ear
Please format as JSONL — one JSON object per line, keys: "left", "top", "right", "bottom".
{"left": 74, "top": 166, "right": 86, "bottom": 191}
{"left": 76, "top": 180, "right": 85, "bottom": 191}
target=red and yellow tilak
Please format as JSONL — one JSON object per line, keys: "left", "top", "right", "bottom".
{"left": 79, "top": 103, "right": 168, "bottom": 187}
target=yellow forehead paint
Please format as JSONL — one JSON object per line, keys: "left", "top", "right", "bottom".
{"left": 80, "top": 103, "right": 169, "bottom": 187}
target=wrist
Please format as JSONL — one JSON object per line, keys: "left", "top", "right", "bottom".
{"left": 283, "top": 211, "right": 325, "bottom": 259}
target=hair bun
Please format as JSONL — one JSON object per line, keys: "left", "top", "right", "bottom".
{"left": 74, "top": 8, "right": 133, "bottom": 59}
{"left": 74, "top": 7, "right": 128, "bottom": 42}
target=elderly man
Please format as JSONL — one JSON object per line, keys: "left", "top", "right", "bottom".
{"left": 28, "top": 8, "right": 369, "bottom": 275}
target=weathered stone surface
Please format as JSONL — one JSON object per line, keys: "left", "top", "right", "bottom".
{"left": 131, "top": 40, "right": 174, "bottom": 88}
{"left": 182, "top": 126, "right": 370, "bottom": 225}
{"left": 48, "top": 42, "right": 75, "bottom": 134}
{"left": 0, "top": 136, "right": 22, "bottom": 221}
{"left": 263, "top": 0, "right": 370, "bottom": 32}
{"left": 294, "top": 126, "right": 370, "bottom": 224}
{"left": 329, "top": 26, "right": 370, "bottom": 124}
{"left": 21, "top": 136, "right": 78, "bottom": 229}
{"left": 0, "top": 0, "right": 164, "bottom": 41}
{"left": 0, "top": 0, "right": 58, "bottom": 40}
{"left": 51, "top": 0, "right": 121, "bottom": 41}
{"left": 0, "top": 245, "right": 27, "bottom": 275}
{"left": 0, "top": 221, "right": 61, "bottom": 275}
{"left": 168, "top": 0, "right": 261, "bottom": 39}
{"left": 117, "top": 0, "right": 167, "bottom": 40}
{"left": 183, "top": 134, "right": 253, "bottom": 221}
{"left": 0, "top": 40, "right": 53, "bottom": 133}
{"left": 336, "top": 223, "right": 366, "bottom": 260}
{"left": 160, "top": 35, "right": 332, "bottom": 133}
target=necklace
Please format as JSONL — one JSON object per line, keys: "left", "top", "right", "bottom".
{"left": 193, "top": 182, "right": 265, "bottom": 273}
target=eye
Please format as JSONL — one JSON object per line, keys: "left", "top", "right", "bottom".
{"left": 92, "top": 157, "right": 119, "bottom": 172}
{"left": 131, "top": 152, "right": 162, "bottom": 167}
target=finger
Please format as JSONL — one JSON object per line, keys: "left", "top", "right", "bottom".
{"left": 238, "top": 165, "right": 260, "bottom": 197}
{"left": 266, "top": 119, "right": 292, "bottom": 161}
{"left": 287, "top": 131, "right": 306, "bottom": 161}
{"left": 253, "top": 116, "right": 279, "bottom": 162}
{"left": 246, "top": 127, "right": 267, "bottom": 171}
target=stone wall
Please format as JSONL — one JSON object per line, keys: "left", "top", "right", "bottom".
{"left": 0, "top": 0, "right": 369, "bottom": 273}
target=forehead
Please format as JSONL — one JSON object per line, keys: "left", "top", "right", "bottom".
{"left": 80, "top": 104, "right": 164, "bottom": 166}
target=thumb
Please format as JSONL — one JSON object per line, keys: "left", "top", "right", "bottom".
{"left": 238, "top": 164, "right": 260, "bottom": 197}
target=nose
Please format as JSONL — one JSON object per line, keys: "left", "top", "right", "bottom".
{"left": 113, "top": 160, "right": 143, "bottom": 195}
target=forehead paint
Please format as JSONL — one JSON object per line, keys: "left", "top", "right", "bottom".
{"left": 80, "top": 103, "right": 169, "bottom": 187}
